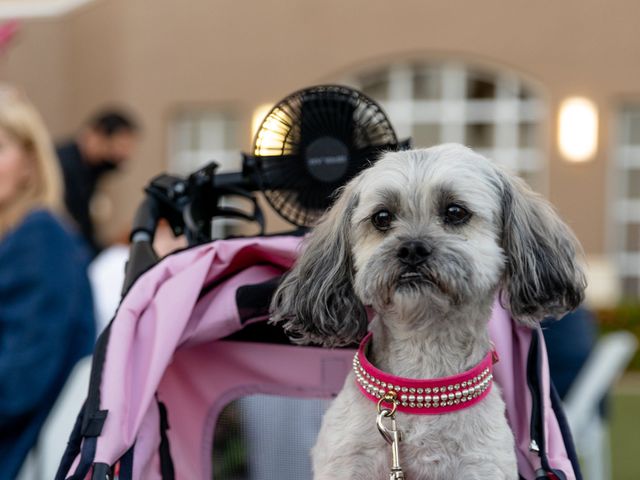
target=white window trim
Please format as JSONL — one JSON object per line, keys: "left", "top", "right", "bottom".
{"left": 611, "top": 106, "right": 640, "bottom": 297}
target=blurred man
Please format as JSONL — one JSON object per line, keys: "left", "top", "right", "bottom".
{"left": 57, "top": 109, "right": 139, "bottom": 256}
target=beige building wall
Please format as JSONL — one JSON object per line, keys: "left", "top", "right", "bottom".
{"left": 0, "top": 18, "right": 70, "bottom": 137}
{"left": 2, "top": 0, "right": 640, "bottom": 258}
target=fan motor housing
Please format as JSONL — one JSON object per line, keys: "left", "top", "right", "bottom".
{"left": 304, "top": 136, "right": 350, "bottom": 183}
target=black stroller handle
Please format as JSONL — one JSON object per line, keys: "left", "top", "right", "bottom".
{"left": 123, "top": 161, "right": 267, "bottom": 294}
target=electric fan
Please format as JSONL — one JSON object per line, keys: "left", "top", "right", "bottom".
{"left": 125, "top": 85, "right": 408, "bottom": 290}
{"left": 251, "top": 85, "right": 407, "bottom": 227}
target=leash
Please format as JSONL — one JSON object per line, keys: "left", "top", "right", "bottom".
{"left": 377, "top": 391, "right": 406, "bottom": 479}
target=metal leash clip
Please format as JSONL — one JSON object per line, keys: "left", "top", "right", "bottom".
{"left": 376, "top": 391, "right": 406, "bottom": 480}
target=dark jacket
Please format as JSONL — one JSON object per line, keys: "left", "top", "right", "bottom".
{"left": 542, "top": 307, "right": 597, "bottom": 398}
{"left": 56, "top": 141, "right": 116, "bottom": 256}
{"left": 0, "top": 210, "right": 95, "bottom": 480}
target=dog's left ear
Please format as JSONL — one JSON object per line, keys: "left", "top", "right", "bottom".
{"left": 499, "top": 171, "right": 587, "bottom": 326}
{"left": 269, "top": 179, "right": 368, "bottom": 347}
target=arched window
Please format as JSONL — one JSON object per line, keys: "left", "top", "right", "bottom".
{"left": 344, "top": 61, "right": 547, "bottom": 188}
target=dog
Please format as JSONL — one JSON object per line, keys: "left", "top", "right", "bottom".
{"left": 270, "top": 144, "right": 586, "bottom": 479}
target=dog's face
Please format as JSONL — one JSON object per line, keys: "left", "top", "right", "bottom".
{"left": 349, "top": 146, "right": 506, "bottom": 315}
{"left": 271, "top": 144, "right": 586, "bottom": 347}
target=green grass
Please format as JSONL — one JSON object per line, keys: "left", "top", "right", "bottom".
{"left": 610, "top": 392, "right": 640, "bottom": 480}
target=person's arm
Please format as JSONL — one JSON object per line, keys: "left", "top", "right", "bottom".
{"left": 0, "top": 213, "right": 89, "bottom": 428}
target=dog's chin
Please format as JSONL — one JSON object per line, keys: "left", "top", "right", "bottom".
{"left": 392, "top": 272, "right": 455, "bottom": 306}
{"left": 396, "top": 272, "right": 442, "bottom": 294}
{"left": 357, "top": 267, "right": 462, "bottom": 312}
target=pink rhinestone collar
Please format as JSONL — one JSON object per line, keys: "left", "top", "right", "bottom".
{"left": 353, "top": 332, "right": 497, "bottom": 414}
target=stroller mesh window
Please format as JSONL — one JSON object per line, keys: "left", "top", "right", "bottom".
{"left": 212, "top": 394, "right": 332, "bottom": 479}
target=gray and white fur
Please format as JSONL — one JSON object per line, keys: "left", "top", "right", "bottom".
{"left": 270, "top": 144, "right": 586, "bottom": 479}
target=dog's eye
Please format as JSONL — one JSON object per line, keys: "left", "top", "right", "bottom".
{"left": 371, "top": 210, "right": 393, "bottom": 231}
{"left": 443, "top": 204, "right": 471, "bottom": 225}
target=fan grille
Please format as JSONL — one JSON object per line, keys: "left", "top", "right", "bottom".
{"left": 253, "top": 85, "right": 399, "bottom": 227}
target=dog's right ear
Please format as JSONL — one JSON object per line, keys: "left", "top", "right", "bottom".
{"left": 269, "top": 180, "right": 368, "bottom": 347}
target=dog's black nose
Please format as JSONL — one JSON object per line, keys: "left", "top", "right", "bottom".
{"left": 397, "top": 240, "right": 431, "bottom": 266}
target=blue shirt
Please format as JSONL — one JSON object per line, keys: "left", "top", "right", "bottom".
{"left": 0, "top": 209, "right": 95, "bottom": 479}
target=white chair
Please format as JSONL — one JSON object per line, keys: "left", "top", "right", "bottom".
{"left": 17, "top": 356, "right": 93, "bottom": 480}
{"left": 563, "top": 331, "right": 638, "bottom": 480}
{"left": 17, "top": 247, "right": 127, "bottom": 479}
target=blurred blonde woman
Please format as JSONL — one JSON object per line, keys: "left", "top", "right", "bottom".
{"left": 0, "top": 85, "right": 95, "bottom": 479}
{"left": 0, "top": 87, "right": 62, "bottom": 235}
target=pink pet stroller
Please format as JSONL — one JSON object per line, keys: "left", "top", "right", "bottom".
{"left": 56, "top": 86, "right": 582, "bottom": 480}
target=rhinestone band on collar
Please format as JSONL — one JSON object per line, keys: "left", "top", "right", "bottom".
{"left": 354, "top": 332, "right": 497, "bottom": 415}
